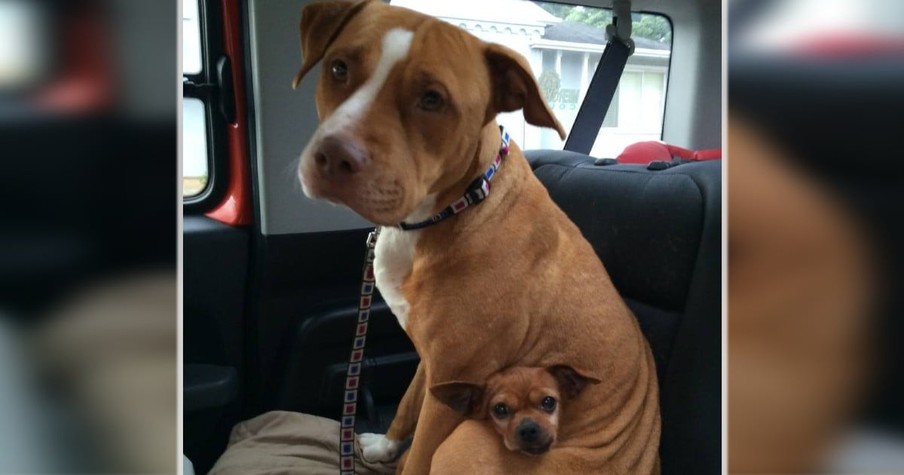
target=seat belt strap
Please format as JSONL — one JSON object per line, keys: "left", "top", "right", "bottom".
{"left": 563, "top": 39, "right": 631, "bottom": 154}
{"left": 564, "top": 0, "right": 634, "bottom": 155}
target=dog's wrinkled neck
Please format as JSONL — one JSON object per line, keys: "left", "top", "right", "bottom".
{"left": 429, "top": 122, "right": 510, "bottom": 219}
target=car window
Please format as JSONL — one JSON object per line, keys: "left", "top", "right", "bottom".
{"left": 183, "top": 0, "right": 203, "bottom": 75}
{"left": 0, "top": 1, "right": 48, "bottom": 91}
{"left": 182, "top": 0, "right": 207, "bottom": 198}
{"left": 390, "top": 0, "right": 672, "bottom": 158}
{"left": 183, "top": 98, "right": 209, "bottom": 197}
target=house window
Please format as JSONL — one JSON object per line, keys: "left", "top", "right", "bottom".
{"left": 389, "top": 0, "right": 672, "bottom": 158}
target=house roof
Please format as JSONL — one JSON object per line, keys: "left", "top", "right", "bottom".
{"left": 542, "top": 21, "right": 670, "bottom": 50}
{"left": 391, "top": 0, "right": 560, "bottom": 27}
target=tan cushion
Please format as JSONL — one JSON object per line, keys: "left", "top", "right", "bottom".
{"left": 209, "top": 411, "right": 397, "bottom": 475}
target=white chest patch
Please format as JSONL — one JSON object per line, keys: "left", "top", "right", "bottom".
{"left": 374, "top": 228, "right": 417, "bottom": 331}
{"left": 374, "top": 195, "right": 436, "bottom": 331}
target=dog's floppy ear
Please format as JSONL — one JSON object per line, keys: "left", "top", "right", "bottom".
{"left": 483, "top": 43, "right": 566, "bottom": 140}
{"left": 292, "top": 0, "right": 372, "bottom": 89}
{"left": 430, "top": 381, "right": 484, "bottom": 418}
{"left": 547, "top": 365, "right": 601, "bottom": 400}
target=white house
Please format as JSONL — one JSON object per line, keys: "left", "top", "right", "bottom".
{"left": 391, "top": 0, "right": 671, "bottom": 157}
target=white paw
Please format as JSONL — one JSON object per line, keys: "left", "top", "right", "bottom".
{"left": 358, "top": 433, "right": 399, "bottom": 463}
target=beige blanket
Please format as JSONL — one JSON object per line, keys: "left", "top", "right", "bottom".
{"left": 209, "top": 411, "right": 397, "bottom": 475}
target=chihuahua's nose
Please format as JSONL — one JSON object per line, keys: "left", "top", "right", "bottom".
{"left": 314, "top": 134, "right": 369, "bottom": 178}
{"left": 517, "top": 419, "right": 541, "bottom": 443}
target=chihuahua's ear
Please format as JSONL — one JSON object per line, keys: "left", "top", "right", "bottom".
{"left": 548, "top": 365, "right": 601, "bottom": 400}
{"left": 292, "top": 0, "right": 372, "bottom": 89}
{"left": 430, "top": 381, "right": 484, "bottom": 418}
{"left": 483, "top": 43, "right": 566, "bottom": 140}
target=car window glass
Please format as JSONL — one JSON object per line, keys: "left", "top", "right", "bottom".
{"left": 390, "top": 0, "right": 672, "bottom": 158}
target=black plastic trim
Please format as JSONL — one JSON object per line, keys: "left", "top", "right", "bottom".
{"left": 217, "top": 56, "right": 236, "bottom": 123}
{"left": 185, "top": 364, "right": 239, "bottom": 413}
{"left": 240, "top": 0, "right": 265, "bottom": 417}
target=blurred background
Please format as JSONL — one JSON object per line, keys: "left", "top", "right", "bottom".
{"left": 728, "top": 0, "right": 904, "bottom": 472}
{"left": 0, "top": 0, "right": 176, "bottom": 473}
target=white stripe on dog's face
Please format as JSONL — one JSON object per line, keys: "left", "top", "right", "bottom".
{"left": 299, "top": 28, "right": 413, "bottom": 197}
{"left": 319, "top": 28, "right": 414, "bottom": 136}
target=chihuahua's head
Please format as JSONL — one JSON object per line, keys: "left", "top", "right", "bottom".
{"left": 430, "top": 365, "right": 599, "bottom": 456}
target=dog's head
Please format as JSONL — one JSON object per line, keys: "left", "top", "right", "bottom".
{"left": 292, "top": 0, "right": 565, "bottom": 225}
{"left": 430, "top": 365, "right": 599, "bottom": 456}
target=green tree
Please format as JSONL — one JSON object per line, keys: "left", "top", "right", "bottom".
{"left": 537, "top": 3, "right": 572, "bottom": 18}
{"left": 565, "top": 6, "right": 612, "bottom": 28}
{"left": 537, "top": 3, "right": 671, "bottom": 44}
{"left": 632, "top": 14, "right": 672, "bottom": 43}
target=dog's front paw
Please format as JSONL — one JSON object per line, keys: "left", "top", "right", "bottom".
{"left": 358, "top": 433, "right": 399, "bottom": 463}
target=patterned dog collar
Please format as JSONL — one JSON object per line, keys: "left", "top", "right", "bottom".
{"left": 399, "top": 126, "right": 511, "bottom": 231}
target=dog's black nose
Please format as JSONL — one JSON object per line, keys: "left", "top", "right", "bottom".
{"left": 517, "top": 419, "right": 541, "bottom": 443}
{"left": 315, "top": 134, "right": 369, "bottom": 178}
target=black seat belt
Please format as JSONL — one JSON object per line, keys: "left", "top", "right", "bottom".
{"left": 564, "top": 2, "right": 634, "bottom": 155}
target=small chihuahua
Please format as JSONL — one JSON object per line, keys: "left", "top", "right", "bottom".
{"left": 430, "top": 366, "right": 600, "bottom": 456}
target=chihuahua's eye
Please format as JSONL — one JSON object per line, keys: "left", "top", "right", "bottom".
{"left": 492, "top": 403, "right": 509, "bottom": 419}
{"left": 541, "top": 396, "right": 557, "bottom": 412}
{"left": 330, "top": 60, "right": 349, "bottom": 81}
{"left": 419, "top": 90, "right": 444, "bottom": 111}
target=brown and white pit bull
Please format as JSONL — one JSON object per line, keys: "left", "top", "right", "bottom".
{"left": 292, "top": 1, "right": 660, "bottom": 473}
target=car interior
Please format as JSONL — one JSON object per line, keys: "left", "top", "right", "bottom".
{"left": 183, "top": 0, "right": 722, "bottom": 473}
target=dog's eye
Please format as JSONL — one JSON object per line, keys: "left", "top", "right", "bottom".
{"left": 540, "top": 396, "right": 557, "bottom": 412}
{"left": 330, "top": 60, "right": 349, "bottom": 81}
{"left": 492, "top": 403, "right": 509, "bottom": 419}
{"left": 418, "top": 90, "right": 444, "bottom": 111}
